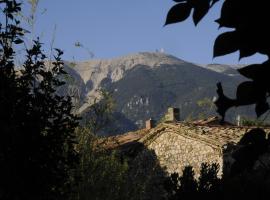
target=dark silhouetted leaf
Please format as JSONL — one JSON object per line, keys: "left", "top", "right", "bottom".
{"left": 214, "top": 82, "right": 235, "bottom": 121}
{"left": 54, "top": 48, "right": 64, "bottom": 56}
{"left": 256, "top": 101, "right": 269, "bottom": 117}
{"left": 238, "top": 62, "right": 270, "bottom": 82}
{"left": 236, "top": 81, "right": 263, "bottom": 105}
{"left": 239, "top": 47, "right": 255, "bottom": 60}
{"left": 192, "top": 0, "right": 210, "bottom": 25}
{"left": 215, "top": 0, "right": 239, "bottom": 28}
{"left": 7, "top": 13, "right": 13, "bottom": 19}
{"left": 14, "top": 38, "right": 23, "bottom": 44}
{"left": 213, "top": 31, "right": 239, "bottom": 57}
{"left": 165, "top": 3, "right": 192, "bottom": 26}
{"left": 239, "top": 128, "right": 267, "bottom": 145}
{"left": 214, "top": 18, "right": 222, "bottom": 28}
{"left": 165, "top": 0, "right": 270, "bottom": 121}
{"left": 238, "top": 64, "right": 261, "bottom": 80}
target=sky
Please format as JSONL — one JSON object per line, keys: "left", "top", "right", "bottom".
{"left": 23, "top": 0, "right": 267, "bottom": 64}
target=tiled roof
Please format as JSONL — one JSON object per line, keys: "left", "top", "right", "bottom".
{"left": 101, "top": 129, "right": 149, "bottom": 150}
{"left": 192, "top": 116, "right": 233, "bottom": 126}
{"left": 105, "top": 118, "right": 270, "bottom": 150}
{"left": 140, "top": 123, "right": 258, "bottom": 149}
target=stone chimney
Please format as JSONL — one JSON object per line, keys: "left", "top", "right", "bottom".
{"left": 146, "top": 118, "right": 155, "bottom": 130}
{"left": 165, "top": 107, "right": 180, "bottom": 122}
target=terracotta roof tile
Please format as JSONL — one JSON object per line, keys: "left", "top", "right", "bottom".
{"left": 104, "top": 118, "right": 270, "bottom": 150}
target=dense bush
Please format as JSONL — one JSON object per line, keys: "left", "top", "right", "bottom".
{"left": 74, "top": 127, "right": 129, "bottom": 200}
{"left": 0, "top": 1, "right": 79, "bottom": 199}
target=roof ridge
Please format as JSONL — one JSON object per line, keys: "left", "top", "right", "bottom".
{"left": 165, "top": 123, "right": 225, "bottom": 148}
{"left": 104, "top": 122, "right": 270, "bottom": 151}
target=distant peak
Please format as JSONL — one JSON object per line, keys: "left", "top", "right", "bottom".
{"left": 75, "top": 51, "right": 187, "bottom": 70}
{"left": 118, "top": 51, "right": 186, "bottom": 65}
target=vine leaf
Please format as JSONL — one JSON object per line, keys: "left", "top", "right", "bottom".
{"left": 192, "top": 0, "right": 210, "bottom": 26}
{"left": 165, "top": 3, "right": 192, "bottom": 26}
{"left": 213, "top": 31, "right": 239, "bottom": 57}
{"left": 215, "top": 0, "right": 239, "bottom": 28}
{"left": 238, "top": 62, "right": 270, "bottom": 82}
{"left": 214, "top": 82, "right": 235, "bottom": 121}
{"left": 239, "top": 47, "right": 255, "bottom": 60}
{"left": 256, "top": 101, "right": 269, "bottom": 117}
{"left": 236, "top": 82, "right": 259, "bottom": 105}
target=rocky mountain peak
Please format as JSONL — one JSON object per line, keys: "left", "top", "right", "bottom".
{"left": 66, "top": 52, "right": 188, "bottom": 113}
{"left": 72, "top": 52, "right": 185, "bottom": 83}
{"left": 61, "top": 52, "right": 252, "bottom": 135}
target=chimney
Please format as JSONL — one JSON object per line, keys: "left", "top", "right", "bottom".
{"left": 146, "top": 118, "right": 155, "bottom": 130}
{"left": 165, "top": 107, "right": 180, "bottom": 122}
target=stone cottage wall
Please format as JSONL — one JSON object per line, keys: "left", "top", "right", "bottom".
{"left": 147, "top": 131, "right": 223, "bottom": 177}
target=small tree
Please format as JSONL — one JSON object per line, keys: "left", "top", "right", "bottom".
{"left": 0, "top": 1, "right": 79, "bottom": 199}
{"left": 164, "top": 164, "right": 221, "bottom": 200}
{"left": 83, "top": 89, "right": 115, "bottom": 135}
{"left": 74, "top": 127, "right": 128, "bottom": 200}
{"left": 197, "top": 97, "right": 215, "bottom": 119}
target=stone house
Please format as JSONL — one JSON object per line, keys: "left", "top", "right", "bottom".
{"left": 105, "top": 111, "right": 270, "bottom": 178}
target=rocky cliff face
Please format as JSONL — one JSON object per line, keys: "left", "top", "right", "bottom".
{"left": 65, "top": 52, "right": 187, "bottom": 112}
{"left": 61, "top": 52, "right": 253, "bottom": 135}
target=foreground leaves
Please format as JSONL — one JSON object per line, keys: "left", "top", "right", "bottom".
{"left": 166, "top": 0, "right": 270, "bottom": 120}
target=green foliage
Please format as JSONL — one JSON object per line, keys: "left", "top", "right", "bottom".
{"left": 74, "top": 127, "right": 129, "bottom": 200}
{"left": 165, "top": 163, "right": 221, "bottom": 200}
{"left": 165, "top": 162, "right": 270, "bottom": 200}
{"left": 0, "top": 1, "right": 79, "bottom": 199}
{"left": 198, "top": 163, "right": 220, "bottom": 194}
{"left": 165, "top": 0, "right": 270, "bottom": 121}
{"left": 240, "top": 116, "right": 268, "bottom": 127}
{"left": 197, "top": 97, "right": 215, "bottom": 119}
{"left": 125, "top": 148, "right": 168, "bottom": 200}
{"left": 82, "top": 89, "right": 115, "bottom": 135}
{"left": 69, "top": 61, "right": 77, "bottom": 68}
{"left": 74, "top": 123, "right": 167, "bottom": 200}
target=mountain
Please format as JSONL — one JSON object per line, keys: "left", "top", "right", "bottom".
{"left": 61, "top": 52, "right": 254, "bottom": 135}
{"left": 196, "top": 63, "right": 246, "bottom": 76}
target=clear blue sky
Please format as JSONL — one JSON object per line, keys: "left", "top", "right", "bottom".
{"left": 25, "top": 0, "right": 267, "bottom": 64}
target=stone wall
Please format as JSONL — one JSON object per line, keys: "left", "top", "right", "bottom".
{"left": 146, "top": 130, "right": 223, "bottom": 177}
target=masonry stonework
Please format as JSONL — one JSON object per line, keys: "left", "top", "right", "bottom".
{"left": 147, "top": 131, "right": 222, "bottom": 177}
{"left": 107, "top": 119, "right": 270, "bottom": 178}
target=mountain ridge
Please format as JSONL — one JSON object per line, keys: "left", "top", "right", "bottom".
{"left": 61, "top": 52, "right": 253, "bottom": 135}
